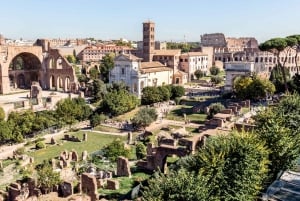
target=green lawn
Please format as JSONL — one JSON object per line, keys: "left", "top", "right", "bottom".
{"left": 28, "top": 131, "right": 126, "bottom": 165}
{"left": 94, "top": 125, "right": 121, "bottom": 133}
{"left": 114, "top": 107, "right": 141, "bottom": 122}
{"left": 98, "top": 172, "right": 151, "bottom": 199}
{"left": 167, "top": 105, "right": 207, "bottom": 124}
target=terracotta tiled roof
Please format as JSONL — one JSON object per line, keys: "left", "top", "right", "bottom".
{"left": 154, "top": 49, "right": 181, "bottom": 56}
{"left": 180, "top": 52, "right": 208, "bottom": 57}
{"left": 140, "top": 61, "right": 173, "bottom": 73}
{"left": 141, "top": 61, "right": 165, "bottom": 69}
{"left": 174, "top": 70, "right": 188, "bottom": 75}
{"left": 123, "top": 53, "right": 142, "bottom": 61}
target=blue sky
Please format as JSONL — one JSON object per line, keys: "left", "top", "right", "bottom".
{"left": 1, "top": 0, "right": 300, "bottom": 43}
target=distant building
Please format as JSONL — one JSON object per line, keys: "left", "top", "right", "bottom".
{"left": 80, "top": 44, "right": 132, "bottom": 63}
{"left": 179, "top": 52, "right": 208, "bottom": 81}
{"left": 109, "top": 21, "right": 188, "bottom": 97}
{"left": 224, "top": 61, "right": 268, "bottom": 92}
{"left": 109, "top": 54, "right": 173, "bottom": 97}
{"left": 201, "top": 33, "right": 227, "bottom": 47}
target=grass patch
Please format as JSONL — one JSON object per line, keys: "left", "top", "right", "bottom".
{"left": 241, "top": 107, "right": 250, "bottom": 114}
{"left": 94, "top": 125, "right": 121, "bottom": 133}
{"left": 114, "top": 107, "right": 141, "bottom": 122}
{"left": 28, "top": 131, "right": 126, "bottom": 165}
{"left": 98, "top": 172, "right": 151, "bottom": 199}
{"left": 167, "top": 105, "right": 207, "bottom": 124}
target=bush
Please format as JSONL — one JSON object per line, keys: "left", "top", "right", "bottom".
{"left": 36, "top": 141, "right": 45, "bottom": 150}
{"left": 208, "top": 102, "right": 225, "bottom": 119}
{"left": 136, "top": 142, "right": 147, "bottom": 159}
{"left": 210, "top": 66, "right": 220, "bottom": 75}
{"left": 15, "top": 147, "right": 25, "bottom": 155}
{"left": 174, "top": 97, "right": 181, "bottom": 105}
{"left": 211, "top": 75, "right": 222, "bottom": 84}
{"left": 194, "top": 70, "right": 205, "bottom": 79}
{"left": 102, "top": 139, "right": 130, "bottom": 162}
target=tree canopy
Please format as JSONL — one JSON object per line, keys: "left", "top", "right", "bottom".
{"left": 132, "top": 107, "right": 157, "bottom": 130}
{"left": 143, "top": 131, "right": 269, "bottom": 201}
{"left": 99, "top": 53, "right": 114, "bottom": 83}
{"left": 234, "top": 76, "right": 275, "bottom": 100}
{"left": 259, "top": 37, "right": 297, "bottom": 92}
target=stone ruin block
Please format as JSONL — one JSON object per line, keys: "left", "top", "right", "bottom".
{"left": 146, "top": 143, "right": 153, "bottom": 155}
{"left": 97, "top": 179, "right": 106, "bottom": 188}
{"left": 64, "top": 135, "right": 70, "bottom": 141}
{"left": 81, "top": 173, "right": 98, "bottom": 201}
{"left": 159, "top": 138, "right": 176, "bottom": 147}
{"left": 106, "top": 179, "right": 119, "bottom": 190}
{"left": 227, "top": 106, "right": 237, "bottom": 114}
{"left": 82, "top": 150, "right": 88, "bottom": 161}
{"left": 82, "top": 133, "right": 87, "bottom": 141}
{"left": 59, "top": 181, "right": 73, "bottom": 197}
{"left": 7, "top": 183, "right": 21, "bottom": 201}
{"left": 127, "top": 132, "right": 133, "bottom": 145}
{"left": 116, "top": 157, "right": 131, "bottom": 177}
{"left": 78, "top": 91, "right": 85, "bottom": 98}
{"left": 29, "top": 157, "right": 34, "bottom": 164}
{"left": 30, "top": 82, "right": 43, "bottom": 100}
{"left": 220, "top": 109, "right": 232, "bottom": 114}
{"left": 50, "top": 137, "right": 56, "bottom": 145}
{"left": 71, "top": 150, "right": 79, "bottom": 162}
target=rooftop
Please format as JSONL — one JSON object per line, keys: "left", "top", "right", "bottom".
{"left": 154, "top": 49, "right": 181, "bottom": 56}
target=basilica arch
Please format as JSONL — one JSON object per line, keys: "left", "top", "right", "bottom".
{"left": 0, "top": 45, "right": 77, "bottom": 94}
{"left": 8, "top": 52, "right": 42, "bottom": 89}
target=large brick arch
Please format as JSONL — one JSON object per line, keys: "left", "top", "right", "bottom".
{"left": 0, "top": 45, "right": 77, "bottom": 94}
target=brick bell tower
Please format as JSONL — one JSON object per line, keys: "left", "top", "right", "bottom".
{"left": 142, "top": 21, "right": 155, "bottom": 62}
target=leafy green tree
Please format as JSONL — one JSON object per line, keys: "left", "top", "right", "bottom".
{"left": 254, "top": 109, "right": 297, "bottom": 181}
{"left": 269, "top": 65, "right": 290, "bottom": 92}
{"left": 194, "top": 69, "right": 205, "bottom": 79}
{"left": 89, "top": 79, "right": 107, "bottom": 103}
{"left": 234, "top": 76, "right": 253, "bottom": 99}
{"left": 290, "top": 73, "right": 300, "bottom": 93}
{"left": 132, "top": 107, "right": 157, "bottom": 130}
{"left": 210, "top": 75, "right": 222, "bottom": 84}
{"left": 248, "top": 77, "right": 275, "bottom": 100}
{"left": 209, "top": 66, "right": 220, "bottom": 75}
{"left": 102, "top": 138, "right": 130, "bottom": 162}
{"left": 90, "top": 113, "right": 107, "bottom": 127}
{"left": 234, "top": 76, "right": 275, "bottom": 100}
{"left": 259, "top": 37, "right": 297, "bottom": 92}
{"left": 37, "top": 160, "right": 61, "bottom": 193}
{"left": 55, "top": 98, "right": 92, "bottom": 127}
{"left": 0, "top": 107, "right": 5, "bottom": 121}
{"left": 66, "top": 55, "right": 76, "bottom": 64}
{"left": 178, "top": 131, "right": 269, "bottom": 200}
{"left": 141, "top": 87, "right": 161, "bottom": 105}
{"left": 207, "top": 102, "right": 225, "bottom": 119}
{"left": 143, "top": 169, "right": 210, "bottom": 201}
{"left": 135, "top": 142, "right": 147, "bottom": 159}
{"left": 253, "top": 94, "right": 300, "bottom": 181}
{"left": 36, "top": 141, "right": 45, "bottom": 150}
{"left": 101, "top": 89, "right": 139, "bottom": 116}
{"left": 170, "top": 85, "right": 185, "bottom": 99}
{"left": 89, "top": 67, "right": 99, "bottom": 80}
{"left": 157, "top": 86, "right": 171, "bottom": 101}
{"left": 8, "top": 110, "right": 35, "bottom": 139}
{"left": 99, "top": 53, "right": 114, "bottom": 83}
{"left": 0, "top": 121, "right": 12, "bottom": 144}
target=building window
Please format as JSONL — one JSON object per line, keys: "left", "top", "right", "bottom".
{"left": 121, "top": 68, "right": 125, "bottom": 75}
